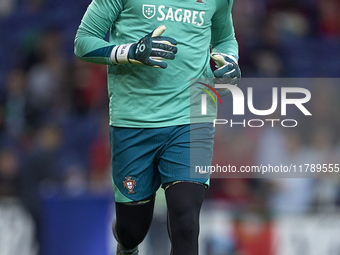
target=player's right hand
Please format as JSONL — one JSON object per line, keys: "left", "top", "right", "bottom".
{"left": 110, "top": 25, "right": 178, "bottom": 69}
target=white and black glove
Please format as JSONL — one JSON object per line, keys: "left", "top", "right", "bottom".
{"left": 211, "top": 53, "right": 241, "bottom": 86}
{"left": 110, "top": 25, "right": 178, "bottom": 69}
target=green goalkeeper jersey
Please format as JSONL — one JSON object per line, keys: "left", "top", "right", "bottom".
{"left": 74, "top": 0, "right": 238, "bottom": 127}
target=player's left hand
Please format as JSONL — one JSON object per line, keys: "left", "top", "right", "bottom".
{"left": 211, "top": 53, "right": 241, "bottom": 86}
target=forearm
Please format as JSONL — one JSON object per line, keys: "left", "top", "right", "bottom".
{"left": 74, "top": 0, "right": 122, "bottom": 65}
{"left": 210, "top": 0, "right": 238, "bottom": 58}
{"left": 211, "top": 30, "right": 238, "bottom": 58}
{"left": 74, "top": 34, "right": 115, "bottom": 65}
{"left": 210, "top": 0, "right": 240, "bottom": 94}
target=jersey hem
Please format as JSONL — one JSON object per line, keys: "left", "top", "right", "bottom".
{"left": 109, "top": 117, "right": 216, "bottom": 128}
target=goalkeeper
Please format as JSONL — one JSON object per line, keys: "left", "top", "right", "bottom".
{"left": 74, "top": 0, "right": 240, "bottom": 254}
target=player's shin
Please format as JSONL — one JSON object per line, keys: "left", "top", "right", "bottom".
{"left": 165, "top": 182, "right": 206, "bottom": 255}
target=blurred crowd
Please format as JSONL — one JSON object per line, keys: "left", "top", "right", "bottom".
{"left": 0, "top": 0, "right": 340, "bottom": 254}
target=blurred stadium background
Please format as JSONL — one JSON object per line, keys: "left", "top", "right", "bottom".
{"left": 0, "top": 0, "right": 340, "bottom": 254}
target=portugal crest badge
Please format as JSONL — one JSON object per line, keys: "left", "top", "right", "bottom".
{"left": 123, "top": 177, "right": 136, "bottom": 194}
{"left": 142, "top": 4, "right": 156, "bottom": 19}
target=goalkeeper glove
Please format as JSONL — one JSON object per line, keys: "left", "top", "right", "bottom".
{"left": 110, "top": 25, "right": 177, "bottom": 69}
{"left": 211, "top": 53, "right": 241, "bottom": 86}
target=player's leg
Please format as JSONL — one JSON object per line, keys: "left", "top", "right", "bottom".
{"left": 164, "top": 181, "right": 206, "bottom": 255}
{"left": 158, "top": 123, "right": 215, "bottom": 255}
{"left": 113, "top": 195, "right": 155, "bottom": 253}
{"left": 110, "top": 126, "right": 163, "bottom": 254}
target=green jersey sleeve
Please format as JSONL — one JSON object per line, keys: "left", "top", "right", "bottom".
{"left": 74, "top": 0, "right": 124, "bottom": 65}
{"left": 210, "top": 0, "right": 238, "bottom": 57}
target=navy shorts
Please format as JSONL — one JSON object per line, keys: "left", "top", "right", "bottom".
{"left": 110, "top": 123, "right": 215, "bottom": 203}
